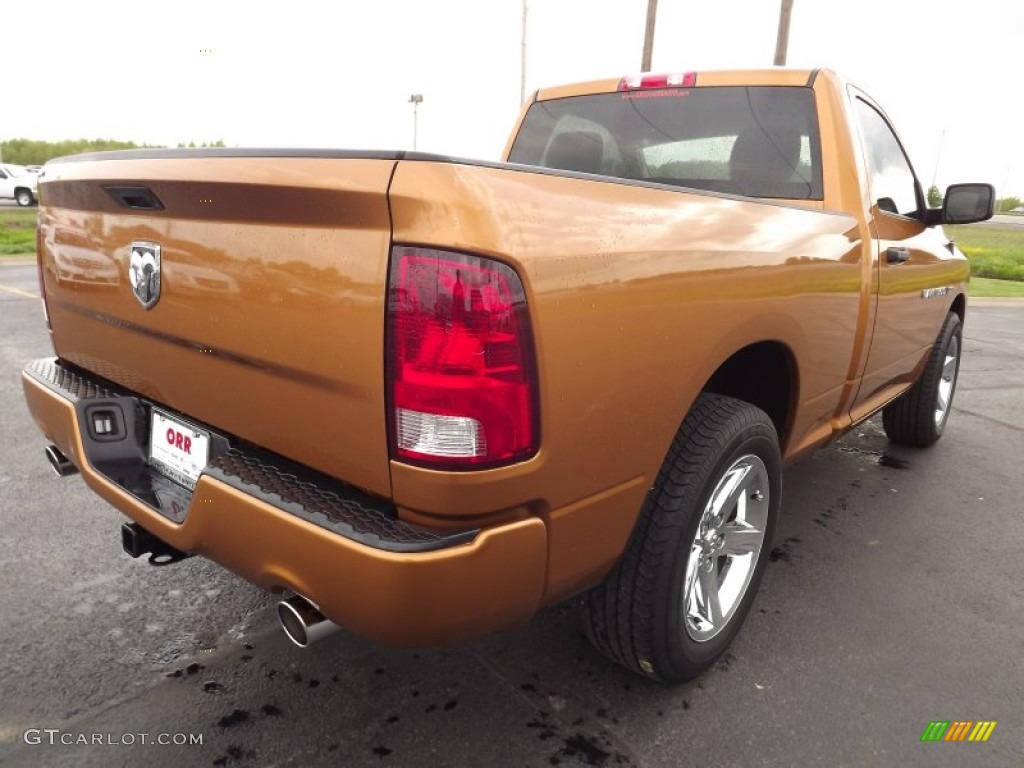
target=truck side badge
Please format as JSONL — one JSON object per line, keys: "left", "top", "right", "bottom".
{"left": 129, "top": 242, "right": 162, "bottom": 309}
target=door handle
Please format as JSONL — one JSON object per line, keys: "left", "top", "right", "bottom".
{"left": 886, "top": 247, "right": 910, "bottom": 264}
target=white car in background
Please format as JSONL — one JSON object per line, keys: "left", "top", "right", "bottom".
{"left": 0, "top": 163, "right": 39, "bottom": 206}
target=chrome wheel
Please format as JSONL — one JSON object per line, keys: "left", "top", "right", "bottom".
{"left": 583, "top": 393, "right": 780, "bottom": 682}
{"left": 16, "top": 189, "right": 34, "bottom": 207}
{"left": 934, "top": 334, "right": 958, "bottom": 427}
{"left": 683, "top": 454, "right": 769, "bottom": 643}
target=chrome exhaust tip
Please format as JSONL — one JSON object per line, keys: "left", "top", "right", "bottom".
{"left": 277, "top": 595, "right": 340, "bottom": 648}
{"left": 45, "top": 444, "right": 78, "bottom": 477}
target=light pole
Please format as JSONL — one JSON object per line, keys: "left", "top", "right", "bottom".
{"left": 408, "top": 94, "right": 423, "bottom": 151}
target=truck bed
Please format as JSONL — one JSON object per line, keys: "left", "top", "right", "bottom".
{"left": 37, "top": 148, "right": 862, "bottom": 525}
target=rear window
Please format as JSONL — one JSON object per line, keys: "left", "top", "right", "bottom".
{"left": 508, "top": 86, "right": 822, "bottom": 200}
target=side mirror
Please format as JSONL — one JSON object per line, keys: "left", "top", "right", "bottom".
{"left": 942, "top": 183, "right": 995, "bottom": 225}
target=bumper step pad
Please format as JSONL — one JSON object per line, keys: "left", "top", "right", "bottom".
{"left": 206, "top": 448, "right": 478, "bottom": 553}
{"left": 24, "top": 357, "right": 478, "bottom": 553}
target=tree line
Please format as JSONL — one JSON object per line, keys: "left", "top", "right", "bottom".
{"left": 1, "top": 138, "right": 226, "bottom": 166}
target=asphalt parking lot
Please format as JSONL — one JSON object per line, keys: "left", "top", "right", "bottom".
{"left": 1, "top": 259, "right": 1022, "bottom": 767}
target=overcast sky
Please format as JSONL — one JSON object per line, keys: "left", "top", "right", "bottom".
{"left": 4, "top": 0, "right": 1022, "bottom": 195}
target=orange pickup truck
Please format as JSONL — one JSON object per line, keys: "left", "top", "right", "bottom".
{"left": 22, "top": 68, "right": 993, "bottom": 682}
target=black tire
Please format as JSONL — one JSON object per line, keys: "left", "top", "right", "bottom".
{"left": 583, "top": 393, "right": 781, "bottom": 683}
{"left": 882, "top": 312, "right": 962, "bottom": 448}
{"left": 15, "top": 188, "right": 35, "bottom": 207}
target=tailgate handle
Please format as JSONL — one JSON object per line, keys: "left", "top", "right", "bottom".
{"left": 886, "top": 246, "right": 910, "bottom": 264}
{"left": 103, "top": 185, "right": 165, "bottom": 211}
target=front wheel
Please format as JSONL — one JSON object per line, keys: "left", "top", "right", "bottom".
{"left": 15, "top": 188, "right": 35, "bottom": 207}
{"left": 883, "top": 311, "right": 962, "bottom": 447}
{"left": 583, "top": 393, "right": 781, "bottom": 683}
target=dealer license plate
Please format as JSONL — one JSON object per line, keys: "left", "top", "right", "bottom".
{"left": 149, "top": 409, "right": 210, "bottom": 489}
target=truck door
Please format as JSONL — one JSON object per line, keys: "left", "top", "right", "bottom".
{"left": 848, "top": 93, "right": 956, "bottom": 421}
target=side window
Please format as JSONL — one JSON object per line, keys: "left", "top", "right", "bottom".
{"left": 0, "top": 169, "right": 8, "bottom": 179}
{"left": 854, "top": 99, "right": 919, "bottom": 217}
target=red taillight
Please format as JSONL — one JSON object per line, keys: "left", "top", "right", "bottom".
{"left": 386, "top": 246, "right": 539, "bottom": 470}
{"left": 618, "top": 72, "right": 697, "bottom": 90}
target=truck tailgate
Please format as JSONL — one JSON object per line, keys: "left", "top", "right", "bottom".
{"left": 38, "top": 155, "right": 396, "bottom": 497}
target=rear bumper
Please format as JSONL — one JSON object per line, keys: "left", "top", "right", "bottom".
{"left": 21, "top": 358, "right": 547, "bottom": 646}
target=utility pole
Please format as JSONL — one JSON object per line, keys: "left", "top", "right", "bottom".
{"left": 641, "top": 0, "right": 658, "bottom": 72}
{"left": 408, "top": 94, "right": 423, "bottom": 151}
{"left": 520, "top": 1, "right": 528, "bottom": 104}
{"left": 773, "top": 0, "right": 794, "bottom": 66}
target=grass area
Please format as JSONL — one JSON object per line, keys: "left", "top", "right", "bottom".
{"left": 947, "top": 223, "right": 1024, "bottom": 281}
{"left": 969, "top": 276, "right": 1024, "bottom": 298}
{"left": 0, "top": 210, "right": 36, "bottom": 256}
